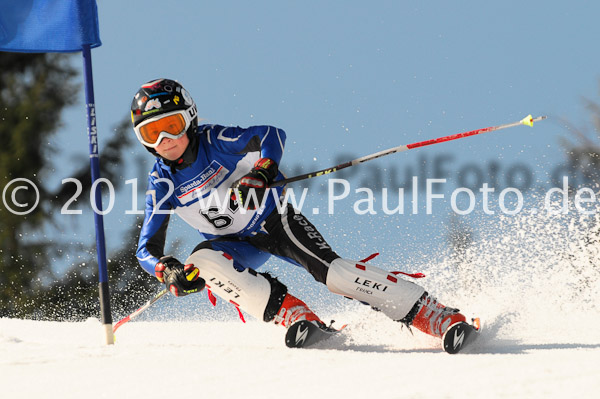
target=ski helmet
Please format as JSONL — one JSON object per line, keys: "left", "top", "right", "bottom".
{"left": 130, "top": 78, "right": 198, "bottom": 149}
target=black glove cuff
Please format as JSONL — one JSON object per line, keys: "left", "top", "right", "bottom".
{"left": 253, "top": 158, "right": 278, "bottom": 184}
{"left": 158, "top": 255, "right": 182, "bottom": 269}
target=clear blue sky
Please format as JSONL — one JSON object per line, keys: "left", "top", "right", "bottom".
{"left": 48, "top": 1, "right": 599, "bottom": 272}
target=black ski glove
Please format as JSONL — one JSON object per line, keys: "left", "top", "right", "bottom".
{"left": 232, "top": 158, "right": 278, "bottom": 210}
{"left": 155, "top": 255, "right": 205, "bottom": 297}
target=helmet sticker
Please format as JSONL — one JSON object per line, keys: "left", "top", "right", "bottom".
{"left": 137, "top": 96, "right": 148, "bottom": 108}
{"left": 181, "top": 88, "right": 192, "bottom": 105}
{"left": 174, "top": 95, "right": 180, "bottom": 105}
{"left": 144, "top": 98, "right": 161, "bottom": 112}
{"left": 142, "top": 109, "right": 161, "bottom": 116}
{"left": 142, "top": 79, "right": 162, "bottom": 89}
{"left": 149, "top": 92, "right": 168, "bottom": 98}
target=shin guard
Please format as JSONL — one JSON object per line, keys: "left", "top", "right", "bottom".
{"left": 326, "top": 258, "right": 425, "bottom": 321}
{"left": 185, "top": 249, "right": 286, "bottom": 322}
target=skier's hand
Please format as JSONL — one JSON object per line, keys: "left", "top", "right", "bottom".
{"left": 155, "top": 256, "right": 205, "bottom": 297}
{"left": 231, "top": 158, "right": 278, "bottom": 210}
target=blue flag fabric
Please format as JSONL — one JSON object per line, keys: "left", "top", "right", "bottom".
{"left": 0, "top": 0, "right": 101, "bottom": 53}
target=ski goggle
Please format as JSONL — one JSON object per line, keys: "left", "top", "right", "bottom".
{"left": 133, "top": 108, "right": 195, "bottom": 148}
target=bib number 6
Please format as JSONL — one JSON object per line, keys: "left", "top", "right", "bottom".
{"left": 200, "top": 207, "right": 233, "bottom": 229}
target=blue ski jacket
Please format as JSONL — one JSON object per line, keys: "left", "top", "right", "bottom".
{"left": 136, "top": 124, "right": 286, "bottom": 275}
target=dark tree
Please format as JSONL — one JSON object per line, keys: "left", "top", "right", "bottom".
{"left": 0, "top": 53, "right": 79, "bottom": 316}
{"left": 0, "top": 53, "right": 155, "bottom": 319}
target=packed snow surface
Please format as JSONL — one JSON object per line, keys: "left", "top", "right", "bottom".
{"left": 2, "top": 212, "right": 599, "bottom": 398}
{"left": 1, "top": 314, "right": 598, "bottom": 399}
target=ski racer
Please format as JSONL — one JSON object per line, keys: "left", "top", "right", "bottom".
{"left": 132, "top": 78, "right": 468, "bottom": 341}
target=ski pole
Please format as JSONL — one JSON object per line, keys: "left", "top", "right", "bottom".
{"left": 114, "top": 265, "right": 203, "bottom": 333}
{"left": 113, "top": 288, "right": 168, "bottom": 333}
{"left": 271, "top": 114, "right": 546, "bottom": 187}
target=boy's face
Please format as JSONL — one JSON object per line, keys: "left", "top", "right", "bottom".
{"left": 155, "top": 134, "right": 190, "bottom": 161}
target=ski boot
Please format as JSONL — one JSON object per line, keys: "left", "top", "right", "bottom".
{"left": 403, "top": 292, "right": 467, "bottom": 338}
{"left": 273, "top": 293, "right": 324, "bottom": 328}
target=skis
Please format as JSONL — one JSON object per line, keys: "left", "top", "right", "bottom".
{"left": 285, "top": 320, "right": 346, "bottom": 348}
{"left": 285, "top": 318, "right": 481, "bottom": 353}
{"left": 442, "top": 318, "right": 482, "bottom": 354}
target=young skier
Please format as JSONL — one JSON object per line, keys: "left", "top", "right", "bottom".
{"left": 132, "top": 78, "right": 471, "bottom": 345}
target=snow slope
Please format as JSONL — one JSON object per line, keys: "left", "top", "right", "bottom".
{"left": 1, "top": 314, "right": 598, "bottom": 399}
{"left": 2, "top": 212, "right": 599, "bottom": 399}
